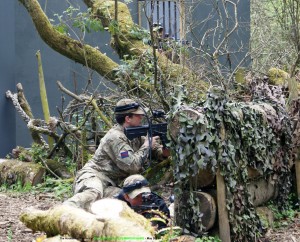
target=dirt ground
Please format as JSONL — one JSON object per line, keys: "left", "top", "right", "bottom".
{"left": 0, "top": 192, "right": 60, "bottom": 242}
{"left": 0, "top": 191, "right": 299, "bottom": 242}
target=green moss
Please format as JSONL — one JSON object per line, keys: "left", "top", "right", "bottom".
{"left": 268, "top": 68, "right": 290, "bottom": 85}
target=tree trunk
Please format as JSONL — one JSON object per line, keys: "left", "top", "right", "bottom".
{"left": 0, "top": 159, "right": 45, "bottom": 186}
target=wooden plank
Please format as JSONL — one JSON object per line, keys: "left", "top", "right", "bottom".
{"left": 216, "top": 169, "right": 231, "bottom": 242}
{"left": 296, "top": 160, "right": 300, "bottom": 203}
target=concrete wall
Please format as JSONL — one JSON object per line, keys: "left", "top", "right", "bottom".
{"left": 189, "top": 0, "right": 250, "bottom": 72}
{"left": 0, "top": 0, "right": 16, "bottom": 157}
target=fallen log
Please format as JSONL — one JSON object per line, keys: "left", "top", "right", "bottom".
{"left": 248, "top": 177, "right": 278, "bottom": 207}
{"left": 202, "top": 176, "right": 278, "bottom": 209}
{"left": 191, "top": 169, "right": 216, "bottom": 188}
{"left": 0, "top": 159, "right": 45, "bottom": 186}
{"left": 175, "top": 191, "right": 217, "bottom": 232}
{"left": 192, "top": 166, "right": 263, "bottom": 190}
{"left": 20, "top": 199, "right": 154, "bottom": 241}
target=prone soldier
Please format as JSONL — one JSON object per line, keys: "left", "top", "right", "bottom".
{"left": 115, "top": 174, "right": 170, "bottom": 230}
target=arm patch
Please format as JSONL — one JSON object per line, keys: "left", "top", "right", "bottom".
{"left": 120, "top": 151, "right": 129, "bottom": 158}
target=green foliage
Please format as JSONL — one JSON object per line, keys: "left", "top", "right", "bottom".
{"left": 32, "top": 177, "right": 73, "bottom": 200}
{"left": 195, "top": 236, "right": 221, "bottom": 242}
{"left": 52, "top": 6, "right": 103, "bottom": 35}
{"left": 107, "top": 20, "right": 120, "bottom": 35}
{"left": 170, "top": 86, "right": 293, "bottom": 241}
{"left": 129, "top": 24, "right": 150, "bottom": 41}
{"left": 158, "top": 227, "right": 183, "bottom": 241}
{"left": 6, "top": 227, "right": 13, "bottom": 242}
{"left": 0, "top": 166, "right": 72, "bottom": 200}
{"left": 251, "top": 0, "right": 300, "bottom": 74}
{"left": 16, "top": 143, "right": 48, "bottom": 163}
{"left": 0, "top": 180, "right": 32, "bottom": 193}
{"left": 0, "top": 176, "right": 72, "bottom": 201}
{"left": 30, "top": 143, "right": 48, "bottom": 161}
{"left": 114, "top": 50, "right": 156, "bottom": 86}
{"left": 268, "top": 194, "right": 297, "bottom": 228}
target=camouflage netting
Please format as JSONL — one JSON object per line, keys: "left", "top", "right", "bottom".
{"left": 169, "top": 79, "right": 300, "bottom": 241}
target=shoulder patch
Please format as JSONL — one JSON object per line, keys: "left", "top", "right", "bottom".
{"left": 120, "top": 151, "right": 129, "bottom": 158}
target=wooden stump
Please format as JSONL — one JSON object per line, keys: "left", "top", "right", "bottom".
{"left": 0, "top": 159, "right": 45, "bottom": 186}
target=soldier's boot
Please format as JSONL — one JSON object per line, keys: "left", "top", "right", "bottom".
{"left": 63, "top": 188, "right": 100, "bottom": 211}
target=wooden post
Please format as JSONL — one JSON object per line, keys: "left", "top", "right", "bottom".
{"left": 296, "top": 160, "right": 300, "bottom": 204}
{"left": 216, "top": 169, "right": 231, "bottom": 242}
{"left": 286, "top": 77, "right": 300, "bottom": 205}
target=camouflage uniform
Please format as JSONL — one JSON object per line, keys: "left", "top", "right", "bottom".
{"left": 64, "top": 98, "right": 166, "bottom": 210}
{"left": 65, "top": 124, "right": 161, "bottom": 210}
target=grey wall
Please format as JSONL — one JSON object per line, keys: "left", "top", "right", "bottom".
{"left": 189, "top": 0, "right": 250, "bottom": 73}
{"left": 0, "top": 0, "right": 16, "bottom": 157}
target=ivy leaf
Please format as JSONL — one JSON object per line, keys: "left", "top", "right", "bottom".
{"left": 179, "top": 116, "right": 187, "bottom": 122}
{"left": 229, "top": 179, "right": 237, "bottom": 188}
{"left": 199, "top": 145, "right": 214, "bottom": 157}
{"left": 197, "top": 157, "right": 204, "bottom": 168}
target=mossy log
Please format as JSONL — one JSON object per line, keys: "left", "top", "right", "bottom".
{"left": 175, "top": 191, "right": 217, "bottom": 232}
{"left": 12, "top": 146, "right": 33, "bottom": 162}
{"left": 0, "top": 159, "right": 45, "bottom": 186}
{"left": 20, "top": 199, "right": 154, "bottom": 241}
{"left": 256, "top": 206, "right": 274, "bottom": 229}
{"left": 267, "top": 68, "right": 290, "bottom": 86}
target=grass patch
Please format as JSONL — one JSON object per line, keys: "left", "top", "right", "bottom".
{"left": 0, "top": 176, "right": 73, "bottom": 201}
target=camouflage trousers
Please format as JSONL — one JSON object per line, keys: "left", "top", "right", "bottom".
{"left": 64, "top": 171, "right": 121, "bottom": 211}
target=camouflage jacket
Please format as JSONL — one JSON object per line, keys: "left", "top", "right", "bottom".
{"left": 81, "top": 124, "right": 162, "bottom": 186}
